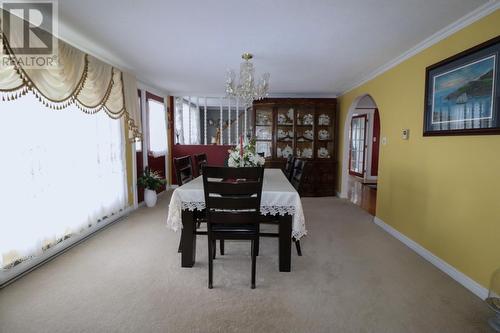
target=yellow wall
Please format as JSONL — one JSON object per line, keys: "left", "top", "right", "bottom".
{"left": 337, "top": 10, "right": 500, "bottom": 288}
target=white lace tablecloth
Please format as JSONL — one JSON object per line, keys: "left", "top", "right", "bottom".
{"left": 166, "top": 169, "right": 307, "bottom": 239}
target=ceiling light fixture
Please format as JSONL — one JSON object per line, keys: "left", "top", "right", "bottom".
{"left": 225, "top": 52, "right": 270, "bottom": 107}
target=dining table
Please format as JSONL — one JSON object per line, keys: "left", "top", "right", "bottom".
{"left": 166, "top": 168, "right": 307, "bottom": 272}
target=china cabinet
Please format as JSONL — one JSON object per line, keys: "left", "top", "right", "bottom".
{"left": 253, "top": 98, "right": 337, "bottom": 196}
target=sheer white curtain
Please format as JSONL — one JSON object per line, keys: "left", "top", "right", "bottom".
{"left": 0, "top": 94, "right": 127, "bottom": 269}
{"left": 177, "top": 98, "right": 201, "bottom": 145}
{"left": 148, "top": 99, "right": 167, "bottom": 157}
{"left": 188, "top": 101, "right": 201, "bottom": 145}
{"left": 174, "top": 97, "right": 185, "bottom": 144}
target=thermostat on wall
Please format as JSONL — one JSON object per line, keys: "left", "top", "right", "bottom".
{"left": 402, "top": 129, "right": 410, "bottom": 140}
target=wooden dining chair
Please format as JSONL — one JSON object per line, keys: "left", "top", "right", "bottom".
{"left": 258, "top": 159, "right": 307, "bottom": 257}
{"left": 290, "top": 160, "right": 313, "bottom": 255}
{"left": 174, "top": 155, "right": 208, "bottom": 253}
{"left": 284, "top": 155, "right": 296, "bottom": 180}
{"left": 203, "top": 166, "right": 264, "bottom": 289}
{"left": 193, "top": 153, "right": 208, "bottom": 177}
{"left": 173, "top": 156, "right": 194, "bottom": 185}
{"left": 290, "top": 159, "right": 305, "bottom": 192}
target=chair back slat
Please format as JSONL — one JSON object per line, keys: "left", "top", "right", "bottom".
{"left": 208, "top": 211, "right": 259, "bottom": 225}
{"left": 206, "top": 196, "right": 260, "bottom": 211}
{"left": 174, "top": 156, "right": 194, "bottom": 185}
{"left": 203, "top": 166, "right": 263, "bottom": 180}
{"left": 205, "top": 181, "right": 261, "bottom": 196}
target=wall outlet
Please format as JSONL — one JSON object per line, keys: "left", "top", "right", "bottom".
{"left": 381, "top": 137, "right": 387, "bottom": 145}
{"left": 402, "top": 129, "right": 410, "bottom": 140}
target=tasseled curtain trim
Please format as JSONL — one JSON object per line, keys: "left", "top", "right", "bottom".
{"left": 0, "top": 27, "right": 142, "bottom": 142}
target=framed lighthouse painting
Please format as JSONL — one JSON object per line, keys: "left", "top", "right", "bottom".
{"left": 423, "top": 36, "right": 500, "bottom": 136}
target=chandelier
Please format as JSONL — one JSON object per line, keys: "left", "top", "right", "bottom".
{"left": 225, "top": 52, "right": 270, "bottom": 107}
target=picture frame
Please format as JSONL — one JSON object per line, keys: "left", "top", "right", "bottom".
{"left": 423, "top": 35, "right": 500, "bottom": 136}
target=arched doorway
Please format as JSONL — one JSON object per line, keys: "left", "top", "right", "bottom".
{"left": 340, "top": 94, "right": 380, "bottom": 216}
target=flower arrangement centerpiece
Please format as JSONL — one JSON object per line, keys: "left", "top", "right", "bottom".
{"left": 228, "top": 136, "right": 265, "bottom": 167}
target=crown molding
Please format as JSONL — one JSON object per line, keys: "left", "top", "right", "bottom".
{"left": 339, "top": 1, "right": 500, "bottom": 96}
{"left": 169, "top": 93, "right": 227, "bottom": 98}
{"left": 168, "top": 92, "right": 339, "bottom": 99}
{"left": 268, "top": 92, "right": 339, "bottom": 98}
{"left": 137, "top": 81, "right": 170, "bottom": 98}
{"left": 56, "top": 18, "right": 169, "bottom": 96}
{"left": 56, "top": 19, "right": 130, "bottom": 71}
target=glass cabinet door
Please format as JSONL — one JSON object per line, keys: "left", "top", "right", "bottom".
{"left": 255, "top": 107, "right": 273, "bottom": 158}
{"left": 295, "top": 106, "right": 315, "bottom": 159}
{"left": 276, "top": 106, "right": 294, "bottom": 159}
{"left": 316, "top": 107, "right": 334, "bottom": 159}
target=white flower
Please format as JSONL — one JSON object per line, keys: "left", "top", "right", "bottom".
{"left": 228, "top": 158, "right": 238, "bottom": 167}
{"left": 227, "top": 139, "right": 264, "bottom": 167}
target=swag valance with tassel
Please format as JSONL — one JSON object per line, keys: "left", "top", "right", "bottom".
{"left": 0, "top": 13, "right": 142, "bottom": 141}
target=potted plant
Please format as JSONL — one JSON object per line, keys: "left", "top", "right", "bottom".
{"left": 137, "top": 167, "right": 166, "bottom": 208}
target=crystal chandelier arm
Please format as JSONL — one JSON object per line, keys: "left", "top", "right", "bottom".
{"left": 225, "top": 69, "right": 236, "bottom": 96}
{"left": 256, "top": 72, "right": 270, "bottom": 99}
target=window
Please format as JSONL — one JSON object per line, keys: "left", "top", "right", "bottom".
{"left": 0, "top": 94, "right": 127, "bottom": 270}
{"left": 147, "top": 96, "right": 167, "bottom": 157}
{"left": 174, "top": 96, "right": 252, "bottom": 145}
{"left": 174, "top": 97, "right": 201, "bottom": 145}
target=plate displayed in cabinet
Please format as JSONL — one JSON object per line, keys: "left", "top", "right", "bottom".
{"left": 278, "top": 113, "right": 293, "bottom": 125}
{"left": 300, "top": 148, "right": 313, "bottom": 158}
{"left": 277, "top": 145, "right": 293, "bottom": 158}
{"left": 318, "top": 114, "right": 330, "bottom": 125}
{"left": 318, "top": 147, "right": 330, "bottom": 158}
{"left": 277, "top": 129, "right": 293, "bottom": 139}
{"left": 303, "top": 114, "right": 313, "bottom": 125}
{"left": 256, "top": 113, "right": 271, "bottom": 125}
{"left": 256, "top": 127, "right": 271, "bottom": 140}
{"left": 304, "top": 129, "right": 313, "bottom": 140}
{"left": 318, "top": 129, "right": 330, "bottom": 140}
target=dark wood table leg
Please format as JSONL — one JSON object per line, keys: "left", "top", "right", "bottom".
{"left": 181, "top": 210, "right": 196, "bottom": 267}
{"left": 220, "top": 239, "right": 224, "bottom": 255}
{"left": 278, "top": 214, "right": 292, "bottom": 272}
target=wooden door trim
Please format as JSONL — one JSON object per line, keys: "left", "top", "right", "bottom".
{"left": 348, "top": 114, "right": 368, "bottom": 177}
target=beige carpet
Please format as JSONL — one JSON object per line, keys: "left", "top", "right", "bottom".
{"left": 0, "top": 194, "right": 493, "bottom": 333}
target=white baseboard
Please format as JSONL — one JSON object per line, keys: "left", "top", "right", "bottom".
{"left": 373, "top": 216, "right": 488, "bottom": 300}
{"left": 0, "top": 205, "right": 136, "bottom": 288}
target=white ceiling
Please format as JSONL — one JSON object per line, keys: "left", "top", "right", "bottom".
{"left": 57, "top": 0, "right": 490, "bottom": 96}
